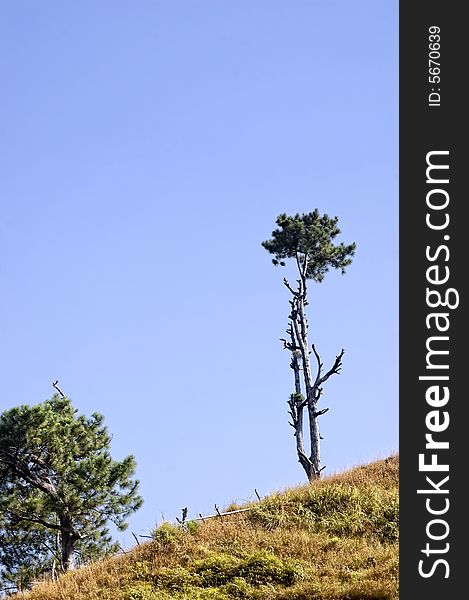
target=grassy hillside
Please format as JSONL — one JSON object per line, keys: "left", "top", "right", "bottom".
{"left": 16, "top": 456, "right": 399, "bottom": 600}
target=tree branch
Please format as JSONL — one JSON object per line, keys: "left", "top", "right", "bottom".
{"left": 280, "top": 338, "right": 301, "bottom": 353}
{"left": 5, "top": 509, "right": 63, "bottom": 533}
{"left": 52, "top": 380, "right": 66, "bottom": 398}
{"left": 283, "top": 278, "right": 298, "bottom": 296}
{"left": 314, "top": 407, "right": 329, "bottom": 418}
{"left": 287, "top": 396, "right": 298, "bottom": 427}
{"left": 0, "top": 450, "right": 59, "bottom": 499}
{"left": 297, "top": 448, "right": 313, "bottom": 474}
{"left": 311, "top": 344, "right": 324, "bottom": 386}
{"left": 318, "top": 349, "right": 345, "bottom": 385}
{"left": 302, "top": 254, "right": 309, "bottom": 280}
{"left": 295, "top": 252, "right": 309, "bottom": 294}
{"left": 38, "top": 537, "right": 62, "bottom": 562}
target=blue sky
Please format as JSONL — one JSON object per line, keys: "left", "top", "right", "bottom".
{"left": 0, "top": 1, "right": 397, "bottom": 547}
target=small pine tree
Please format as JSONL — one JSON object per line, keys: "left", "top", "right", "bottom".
{"left": 0, "top": 390, "right": 143, "bottom": 588}
{"left": 262, "top": 211, "right": 356, "bottom": 481}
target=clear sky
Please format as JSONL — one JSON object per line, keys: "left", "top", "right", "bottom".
{"left": 0, "top": 1, "right": 397, "bottom": 547}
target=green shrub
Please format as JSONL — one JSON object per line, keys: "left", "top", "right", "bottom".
{"left": 131, "top": 561, "right": 151, "bottom": 581}
{"left": 186, "top": 520, "right": 200, "bottom": 535}
{"left": 190, "top": 551, "right": 299, "bottom": 589}
{"left": 193, "top": 553, "right": 240, "bottom": 587}
{"left": 151, "top": 522, "right": 184, "bottom": 547}
{"left": 123, "top": 581, "right": 156, "bottom": 600}
{"left": 223, "top": 577, "right": 253, "bottom": 598}
{"left": 153, "top": 566, "right": 197, "bottom": 591}
{"left": 237, "top": 551, "right": 298, "bottom": 586}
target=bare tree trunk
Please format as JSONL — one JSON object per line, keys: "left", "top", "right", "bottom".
{"left": 308, "top": 405, "right": 321, "bottom": 479}
{"left": 282, "top": 252, "right": 344, "bottom": 483}
{"left": 286, "top": 323, "right": 314, "bottom": 481}
{"left": 59, "top": 516, "right": 78, "bottom": 571}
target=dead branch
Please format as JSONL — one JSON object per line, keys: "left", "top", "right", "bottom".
{"left": 187, "top": 507, "right": 252, "bottom": 523}
{"left": 318, "top": 349, "right": 345, "bottom": 385}
{"left": 280, "top": 338, "right": 298, "bottom": 352}
{"left": 283, "top": 277, "right": 299, "bottom": 296}
{"left": 311, "top": 344, "right": 323, "bottom": 382}
{"left": 314, "top": 407, "right": 329, "bottom": 418}
{"left": 52, "top": 380, "right": 66, "bottom": 398}
{"left": 131, "top": 532, "right": 140, "bottom": 546}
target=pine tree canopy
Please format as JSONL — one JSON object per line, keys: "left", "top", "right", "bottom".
{"left": 0, "top": 394, "right": 143, "bottom": 587}
{"left": 261, "top": 210, "right": 356, "bottom": 282}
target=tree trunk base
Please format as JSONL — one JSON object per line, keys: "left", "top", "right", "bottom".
{"left": 297, "top": 451, "right": 322, "bottom": 482}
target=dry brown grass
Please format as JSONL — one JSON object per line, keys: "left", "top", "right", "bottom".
{"left": 13, "top": 455, "right": 399, "bottom": 600}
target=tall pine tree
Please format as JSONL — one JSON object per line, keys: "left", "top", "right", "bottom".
{"left": 262, "top": 211, "right": 356, "bottom": 481}
{"left": 0, "top": 389, "right": 142, "bottom": 589}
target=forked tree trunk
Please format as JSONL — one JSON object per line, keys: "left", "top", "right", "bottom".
{"left": 283, "top": 252, "right": 344, "bottom": 482}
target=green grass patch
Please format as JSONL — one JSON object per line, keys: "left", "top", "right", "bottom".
{"left": 249, "top": 484, "right": 398, "bottom": 543}
{"left": 151, "top": 550, "right": 300, "bottom": 591}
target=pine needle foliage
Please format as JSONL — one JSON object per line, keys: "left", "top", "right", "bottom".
{"left": 0, "top": 394, "right": 143, "bottom": 589}
{"left": 261, "top": 211, "right": 356, "bottom": 282}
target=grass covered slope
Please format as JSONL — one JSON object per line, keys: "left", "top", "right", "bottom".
{"left": 18, "top": 456, "right": 399, "bottom": 600}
